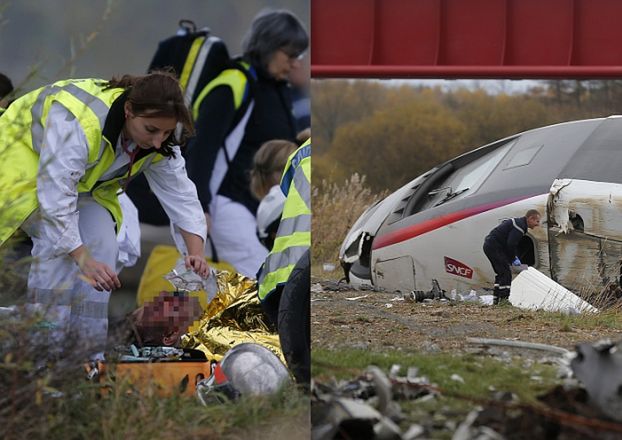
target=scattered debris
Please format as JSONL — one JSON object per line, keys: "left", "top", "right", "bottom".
{"left": 312, "top": 283, "right": 324, "bottom": 293}
{"left": 450, "top": 374, "right": 465, "bottom": 384}
{"left": 453, "top": 409, "right": 504, "bottom": 440}
{"left": 346, "top": 295, "right": 370, "bottom": 301}
{"left": 313, "top": 338, "right": 622, "bottom": 439}
{"left": 474, "top": 384, "right": 622, "bottom": 439}
{"left": 571, "top": 339, "right": 622, "bottom": 422}
{"left": 510, "top": 267, "right": 597, "bottom": 313}
{"left": 0, "top": 305, "right": 17, "bottom": 317}
{"left": 312, "top": 365, "right": 438, "bottom": 440}
{"left": 466, "top": 337, "right": 570, "bottom": 356}
{"left": 323, "top": 263, "right": 337, "bottom": 272}
{"left": 410, "top": 279, "right": 445, "bottom": 302}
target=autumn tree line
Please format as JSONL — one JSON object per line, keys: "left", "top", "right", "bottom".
{"left": 312, "top": 79, "right": 622, "bottom": 193}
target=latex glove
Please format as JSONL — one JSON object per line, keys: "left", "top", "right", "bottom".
{"left": 185, "top": 254, "right": 210, "bottom": 278}
{"left": 512, "top": 257, "right": 522, "bottom": 267}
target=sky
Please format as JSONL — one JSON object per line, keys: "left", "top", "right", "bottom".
{"left": 389, "top": 79, "right": 543, "bottom": 94}
{"left": 0, "top": 0, "right": 308, "bottom": 92}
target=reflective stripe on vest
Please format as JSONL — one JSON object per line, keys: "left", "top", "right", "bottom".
{"left": 511, "top": 218, "right": 526, "bottom": 234}
{"left": 0, "top": 79, "right": 163, "bottom": 245}
{"left": 180, "top": 35, "right": 223, "bottom": 108}
{"left": 258, "top": 140, "right": 311, "bottom": 301}
{"left": 179, "top": 36, "right": 207, "bottom": 92}
{"left": 192, "top": 65, "right": 255, "bottom": 200}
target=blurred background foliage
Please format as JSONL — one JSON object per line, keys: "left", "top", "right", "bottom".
{"left": 312, "top": 79, "right": 622, "bottom": 193}
{"left": 0, "top": 0, "right": 308, "bottom": 93}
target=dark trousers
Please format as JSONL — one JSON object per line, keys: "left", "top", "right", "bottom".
{"left": 260, "top": 250, "right": 310, "bottom": 387}
{"left": 483, "top": 240, "right": 511, "bottom": 302}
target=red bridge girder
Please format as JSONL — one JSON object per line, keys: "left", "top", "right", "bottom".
{"left": 311, "top": 0, "right": 622, "bottom": 78}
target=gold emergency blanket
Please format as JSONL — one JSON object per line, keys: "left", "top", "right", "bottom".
{"left": 180, "top": 270, "right": 283, "bottom": 363}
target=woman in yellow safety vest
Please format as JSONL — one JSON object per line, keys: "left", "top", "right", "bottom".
{"left": 0, "top": 72, "right": 208, "bottom": 360}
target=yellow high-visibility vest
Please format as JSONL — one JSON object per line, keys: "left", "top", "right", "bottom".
{"left": 192, "top": 61, "right": 252, "bottom": 120}
{"left": 258, "top": 139, "right": 311, "bottom": 300}
{"left": 0, "top": 78, "right": 164, "bottom": 245}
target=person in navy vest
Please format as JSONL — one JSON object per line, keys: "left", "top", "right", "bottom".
{"left": 483, "top": 209, "right": 541, "bottom": 304}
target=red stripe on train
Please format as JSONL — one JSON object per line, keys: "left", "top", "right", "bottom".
{"left": 372, "top": 195, "right": 538, "bottom": 250}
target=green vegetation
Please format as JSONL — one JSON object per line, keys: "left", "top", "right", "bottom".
{"left": 545, "top": 307, "right": 622, "bottom": 332}
{"left": 313, "top": 348, "right": 557, "bottom": 402}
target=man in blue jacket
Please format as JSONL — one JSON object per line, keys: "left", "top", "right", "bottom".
{"left": 483, "top": 209, "right": 541, "bottom": 304}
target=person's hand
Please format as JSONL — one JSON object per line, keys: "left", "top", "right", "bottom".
{"left": 78, "top": 256, "right": 121, "bottom": 291}
{"left": 185, "top": 254, "right": 209, "bottom": 278}
{"left": 512, "top": 257, "right": 522, "bottom": 267}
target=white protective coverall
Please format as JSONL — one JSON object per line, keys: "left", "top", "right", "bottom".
{"left": 23, "top": 103, "right": 206, "bottom": 359}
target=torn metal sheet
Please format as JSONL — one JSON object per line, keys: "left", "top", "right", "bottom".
{"left": 510, "top": 267, "right": 597, "bottom": 313}
{"left": 571, "top": 340, "right": 622, "bottom": 422}
{"left": 312, "top": 365, "right": 438, "bottom": 440}
{"left": 547, "top": 179, "right": 622, "bottom": 295}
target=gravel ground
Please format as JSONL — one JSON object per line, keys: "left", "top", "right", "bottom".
{"left": 311, "top": 280, "right": 622, "bottom": 354}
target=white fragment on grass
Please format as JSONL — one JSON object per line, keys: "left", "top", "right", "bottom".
{"left": 407, "top": 367, "right": 420, "bottom": 382}
{"left": 479, "top": 295, "right": 494, "bottom": 306}
{"left": 385, "top": 303, "right": 393, "bottom": 308}
{"left": 389, "top": 364, "right": 401, "bottom": 378}
{"left": 450, "top": 373, "right": 465, "bottom": 384}
{"left": 345, "top": 294, "right": 369, "bottom": 301}
{"left": 403, "top": 424, "right": 425, "bottom": 439}
{"left": 311, "top": 283, "right": 323, "bottom": 293}
{"left": 510, "top": 267, "right": 597, "bottom": 313}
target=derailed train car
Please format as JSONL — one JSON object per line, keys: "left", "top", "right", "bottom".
{"left": 340, "top": 116, "right": 622, "bottom": 296}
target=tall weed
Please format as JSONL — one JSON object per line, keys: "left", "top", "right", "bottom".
{"left": 312, "top": 173, "right": 387, "bottom": 267}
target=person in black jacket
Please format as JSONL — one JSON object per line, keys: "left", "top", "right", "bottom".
{"left": 186, "top": 10, "right": 308, "bottom": 278}
{"left": 483, "top": 209, "right": 541, "bottom": 304}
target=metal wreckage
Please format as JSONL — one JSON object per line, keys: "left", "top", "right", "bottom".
{"left": 340, "top": 115, "right": 622, "bottom": 309}
{"left": 86, "top": 267, "right": 291, "bottom": 402}
{"left": 311, "top": 339, "right": 622, "bottom": 439}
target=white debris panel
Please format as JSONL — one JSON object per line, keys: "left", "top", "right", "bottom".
{"left": 510, "top": 267, "right": 598, "bottom": 313}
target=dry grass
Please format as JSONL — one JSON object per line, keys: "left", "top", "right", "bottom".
{"left": 311, "top": 173, "right": 387, "bottom": 267}
{"left": 0, "top": 315, "right": 308, "bottom": 440}
{"left": 0, "top": 257, "right": 308, "bottom": 440}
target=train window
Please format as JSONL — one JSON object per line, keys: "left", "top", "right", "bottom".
{"left": 418, "top": 140, "right": 514, "bottom": 210}
{"left": 503, "top": 144, "right": 543, "bottom": 170}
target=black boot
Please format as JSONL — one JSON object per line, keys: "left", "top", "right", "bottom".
{"left": 493, "top": 285, "right": 500, "bottom": 305}
{"left": 497, "top": 287, "right": 510, "bottom": 305}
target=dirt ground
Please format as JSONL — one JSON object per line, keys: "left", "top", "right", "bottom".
{"left": 311, "top": 280, "right": 621, "bottom": 354}
{"left": 311, "top": 279, "right": 622, "bottom": 438}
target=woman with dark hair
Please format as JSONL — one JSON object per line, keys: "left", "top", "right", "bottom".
{"left": 186, "top": 9, "right": 308, "bottom": 278}
{"left": 0, "top": 72, "right": 208, "bottom": 359}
